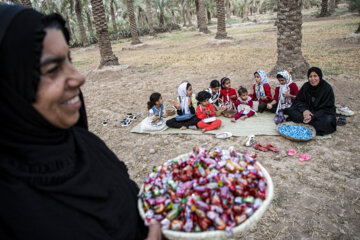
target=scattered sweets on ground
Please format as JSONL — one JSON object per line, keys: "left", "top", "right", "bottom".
{"left": 139, "top": 145, "right": 267, "bottom": 236}
{"left": 278, "top": 125, "right": 312, "bottom": 140}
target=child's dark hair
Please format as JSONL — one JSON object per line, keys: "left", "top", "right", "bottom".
{"left": 196, "top": 91, "right": 211, "bottom": 103}
{"left": 186, "top": 82, "right": 192, "bottom": 89}
{"left": 210, "top": 80, "right": 220, "bottom": 88}
{"left": 147, "top": 92, "right": 161, "bottom": 110}
{"left": 237, "top": 86, "right": 248, "bottom": 95}
{"left": 220, "top": 77, "right": 230, "bottom": 89}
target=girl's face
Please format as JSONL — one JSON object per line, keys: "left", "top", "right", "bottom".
{"left": 240, "top": 92, "right": 248, "bottom": 100}
{"left": 278, "top": 78, "right": 286, "bottom": 85}
{"left": 200, "top": 99, "right": 209, "bottom": 108}
{"left": 255, "top": 73, "right": 261, "bottom": 84}
{"left": 156, "top": 96, "right": 163, "bottom": 105}
{"left": 34, "top": 29, "right": 85, "bottom": 129}
{"left": 186, "top": 85, "right": 193, "bottom": 97}
{"left": 211, "top": 86, "right": 219, "bottom": 94}
{"left": 223, "top": 80, "right": 231, "bottom": 90}
{"left": 308, "top": 72, "right": 320, "bottom": 87}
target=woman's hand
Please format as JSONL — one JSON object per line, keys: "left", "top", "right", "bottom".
{"left": 146, "top": 219, "right": 161, "bottom": 240}
{"left": 282, "top": 92, "right": 291, "bottom": 98}
{"left": 303, "top": 110, "right": 312, "bottom": 124}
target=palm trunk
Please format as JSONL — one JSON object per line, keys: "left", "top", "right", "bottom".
{"left": 75, "top": 0, "right": 89, "bottom": 47}
{"left": 110, "top": 0, "right": 118, "bottom": 36}
{"left": 270, "top": 0, "right": 309, "bottom": 78}
{"left": 244, "top": 0, "right": 248, "bottom": 19}
{"left": 195, "top": 0, "right": 200, "bottom": 28}
{"left": 256, "top": 0, "right": 260, "bottom": 14}
{"left": 186, "top": 0, "right": 193, "bottom": 26}
{"left": 226, "top": 0, "right": 230, "bottom": 19}
{"left": 90, "top": 0, "right": 119, "bottom": 66}
{"left": 145, "top": 0, "right": 155, "bottom": 36}
{"left": 328, "top": 0, "right": 335, "bottom": 14}
{"left": 126, "top": 0, "right": 142, "bottom": 44}
{"left": 320, "top": 0, "right": 328, "bottom": 17}
{"left": 207, "top": 9, "right": 211, "bottom": 24}
{"left": 182, "top": 2, "right": 187, "bottom": 26}
{"left": 21, "top": 0, "right": 32, "bottom": 7}
{"left": 198, "top": 0, "right": 209, "bottom": 33}
{"left": 356, "top": 22, "right": 360, "bottom": 33}
{"left": 86, "top": 8, "right": 97, "bottom": 43}
{"left": 215, "top": 0, "right": 227, "bottom": 39}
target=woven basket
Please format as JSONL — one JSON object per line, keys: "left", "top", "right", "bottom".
{"left": 138, "top": 152, "right": 274, "bottom": 240}
{"left": 277, "top": 122, "right": 316, "bottom": 142}
{"left": 167, "top": 109, "right": 176, "bottom": 116}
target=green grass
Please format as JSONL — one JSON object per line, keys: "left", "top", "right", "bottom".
{"left": 274, "top": 191, "right": 288, "bottom": 208}
{"left": 73, "top": 61, "right": 89, "bottom": 67}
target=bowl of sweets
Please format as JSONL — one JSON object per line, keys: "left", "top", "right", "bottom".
{"left": 138, "top": 145, "right": 274, "bottom": 240}
{"left": 277, "top": 122, "right": 316, "bottom": 142}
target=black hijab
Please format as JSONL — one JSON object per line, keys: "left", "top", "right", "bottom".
{"left": 0, "top": 5, "right": 146, "bottom": 239}
{"left": 291, "top": 67, "right": 336, "bottom": 116}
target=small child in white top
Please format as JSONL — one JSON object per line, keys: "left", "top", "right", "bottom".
{"left": 140, "top": 92, "right": 168, "bottom": 133}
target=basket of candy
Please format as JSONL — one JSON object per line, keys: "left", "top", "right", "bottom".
{"left": 138, "top": 145, "right": 274, "bottom": 240}
{"left": 277, "top": 122, "right": 316, "bottom": 142}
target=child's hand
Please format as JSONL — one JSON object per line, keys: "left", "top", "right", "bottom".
{"left": 231, "top": 95, "right": 237, "bottom": 99}
{"left": 163, "top": 113, "right": 168, "bottom": 118}
{"left": 240, "top": 116, "right": 246, "bottom": 121}
{"left": 231, "top": 118, "right": 236, "bottom": 123}
{"left": 282, "top": 92, "right": 291, "bottom": 98}
{"left": 205, "top": 110, "right": 211, "bottom": 115}
{"left": 260, "top": 96, "right": 267, "bottom": 101}
{"left": 267, "top": 103, "right": 272, "bottom": 109}
{"left": 171, "top": 100, "right": 180, "bottom": 109}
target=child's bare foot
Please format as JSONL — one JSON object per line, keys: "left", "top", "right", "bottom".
{"left": 231, "top": 119, "right": 236, "bottom": 123}
{"left": 240, "top": 116, "right": 246, "bottom": 121}
{"left": 180, "top": 126, "right": 187, "bottom": 130}
{"left": 201, "top": 129, "right": 206, "bottom": 133}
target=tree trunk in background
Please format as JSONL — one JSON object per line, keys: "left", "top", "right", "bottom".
{"left": 65, "top": 14, "right": 72, "bottom": 42}
{"left": 182, "top": 3, "right": 187, "bottom": 26}
{"left": 215, "top": 0, "right": 227, "bottom": 39}
{"left": 21, "top": 0, "right": 32, "bottom": 7}
{"left": 356, "top": 23, "right": 360, "bottom": 33}
{"left": 198, "top": 0, "right": 210, "bottom": 33}
{"left": 75, "top": 0, "right": 89, "bottom": 47}
{"left": 328, "top": 0, "right": 335, "bottom": 14}
{"left": 85, "top": 8, "right": 97, "bottom": 43}
{"left": 110, "top": 0, "right": 118, "bottom": 36}
{"left": 270, "top": 0, "right": 309, "bottom": 78}
{"left": 256, "top": 0, "right": 260, "bottom": 14}
{"left": 126, "top": 0, "right": 142, "bottom": 44}
{"left": 145, "top": 0, "right": 155, "bottom": 36}
{"left": 226, "top": 0, "right": 230, "bottom": 19}
{"left": 244, "top": 0, "right": 248, "bottom": 19}
{"left": 207, "top": 9, "right": 211, "bottom": 24}
{"left": 186, "top": 0, "right": 193, "bottom": 26}
{"left": 320, "top": 0, "right": 328, "bottom": 17}
{"left": 90, "top": 0, "right": 119, "bottom": 66}
{"left": 195, "top": 0, "right": 200, "bottom": 28}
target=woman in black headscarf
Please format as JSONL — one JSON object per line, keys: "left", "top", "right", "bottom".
{"left": 0, "top": 4, "right": 160, "bottom": 240}
{"left": 287, "top": 67, "right": 336, "bottom": 136}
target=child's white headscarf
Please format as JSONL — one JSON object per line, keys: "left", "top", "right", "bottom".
{"left": 276, "top": 70, "right": 293, "bottom": 113}
{"left": 178, "top": 82, "right": 191, "bottom": 114}
{"left": 254, "top": 70, "right": 269, "bottom": 101}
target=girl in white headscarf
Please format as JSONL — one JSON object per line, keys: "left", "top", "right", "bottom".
{"left": 267, "top": 70, "right": 299, "bottom": 114}
{"left": 166, "top": 82, "right": 200, "bottom": 129}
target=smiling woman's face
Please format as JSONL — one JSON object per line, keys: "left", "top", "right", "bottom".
{"left": 33, "top": 28, "right": 85, "bottom": 129}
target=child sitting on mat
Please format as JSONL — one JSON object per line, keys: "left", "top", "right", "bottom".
{"left": 250, "top": 70, "right": 272, "bottom": 113}
{"left": 196, "top": 91, "right": 222, "bottom": 133}
{"left": 205, "top": 79, "right": 224, "bottom": 116}
{"left": 140, "top": 92, "right": 168, "bottom": 133}
{"left": 219, "top": 77, "right": 237, "bottom": 111}
{"left": 231, "top": 86, "right": 256, "bottom": 122}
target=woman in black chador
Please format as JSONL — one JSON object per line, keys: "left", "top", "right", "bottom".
{"left": 0, "top": 4, "right": 160, "bottom": 240}
{"left": 287, "top": 67, "right": 336, "bottom": 136}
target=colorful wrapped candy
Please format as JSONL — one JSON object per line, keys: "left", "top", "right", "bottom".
{"left": 140, "top": 145, "right": 267, "bottom": 236}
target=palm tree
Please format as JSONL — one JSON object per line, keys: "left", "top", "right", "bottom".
{"left": 198, "top": 0, "right": 209, "bottom": 33}
{"left": 225, "top": 0, "right": 230, "bottom": 19}
{"left": 85, "top": 6, "right": 97, "bottom": 43}
{"left": 90, "top": 0, "right": 119, "bottom": 66}
{"left": 145, "top": 0, "right": 155, "bottom": 35}
{"left": 21, "top": 0, "right": 32, "bottom": 7}
{"left": 270, "top": 0, "right": 309, "bottom": 78}
{"left": 215, "top": 0, "right": 227, "bottom": 39}
{"left": 243, "top": 0, "right": 248, "bottom": 19}
{"left": 328, "top": 0, "right": 335, "bottom": 14}
{"left": 126, "top": 0, "right": 141, "bottom": 44}
{"left": 320, "top": 0, "right": 328, "bottom": 17}
{"left": 110, "top": 0, "right": 118, "bottom": 36}
{"left": 75, "top": 0, "right": 89, "bottom": 46}
{"left": 186, "top": 0, "right": 193, "bottom": 26}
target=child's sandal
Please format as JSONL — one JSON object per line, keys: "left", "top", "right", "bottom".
{"left": 265, "top": 144, "right": 279, "bottom": 153}
{"left": 121, "top": 119, "right": 132, "bottom": 127}
{"left": 253, "top": 143, "right": 268, "bottom": 152}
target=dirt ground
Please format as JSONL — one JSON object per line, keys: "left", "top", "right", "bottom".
{"left": 72, "top": 12, "right": 360, "bottom": 240}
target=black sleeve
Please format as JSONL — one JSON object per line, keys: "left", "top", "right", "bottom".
{"left": 189, "top": 106, "right": 195, "bottom": 114}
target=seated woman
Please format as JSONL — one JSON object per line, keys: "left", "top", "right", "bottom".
{"left": 166, "top": 81, "right": 200, "bottom": 129}
{"left": 287, "top": 67, "right": 336, "bottom": 136}
{"left": 0, "top": 5, "right": 159, "bottom": 240}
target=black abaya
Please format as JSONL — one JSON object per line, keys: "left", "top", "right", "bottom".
{"left": 0, "top": 5, "right": 147, "bottom": 239}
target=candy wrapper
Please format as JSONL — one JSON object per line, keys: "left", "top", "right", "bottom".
{"left": 139, "top": 145, "right": 268, "bottom": 236}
